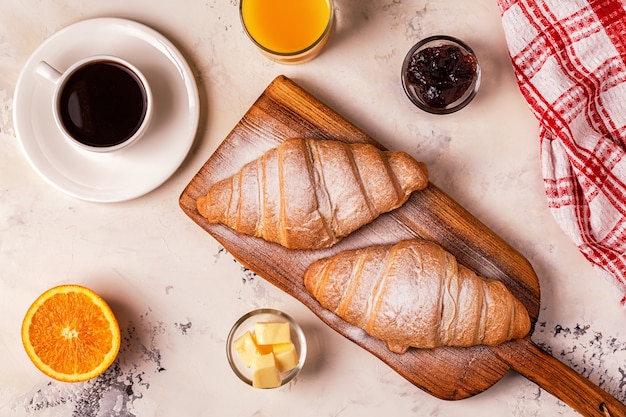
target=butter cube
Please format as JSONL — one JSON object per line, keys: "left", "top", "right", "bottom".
{"left": 272, "top": 342, "right": 299, "bottom": 373}
{"left": 254, "top": 322, "right": 291, "bottom": 345}
{"left": 254, "top": 335, "right": 274, "bottom": 355}
{"left": 233, "top": 331, "right": 271, "bottom": 368}
{"left": 251, "top": 353, "right": 281, "bottom": 388}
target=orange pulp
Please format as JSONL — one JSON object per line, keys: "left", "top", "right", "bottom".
{"left": 21, "top": 284, "right": 121, "bottom": 382}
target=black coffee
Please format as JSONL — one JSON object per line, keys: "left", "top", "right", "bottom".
{"left": 58, "top": 61, "right": 148, "bottom": 148}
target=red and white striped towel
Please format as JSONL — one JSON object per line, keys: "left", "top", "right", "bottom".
{"left": 497, "top": 0, "right": 626, "bottom": 307}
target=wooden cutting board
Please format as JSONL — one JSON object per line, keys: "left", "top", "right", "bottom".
{"left": 180, "top": 76, "right": 626, "bottom": 416}
{"left": 179, "top": 75, "right": 541, "bottom": 400}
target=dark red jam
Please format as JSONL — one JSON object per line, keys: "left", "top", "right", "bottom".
{"left": 406, "top": 44, "right": 478, "bottom": 109}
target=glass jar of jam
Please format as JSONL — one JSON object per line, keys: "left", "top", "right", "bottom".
{"left": 401, "top": 35, "right": 481, "bottom": 114}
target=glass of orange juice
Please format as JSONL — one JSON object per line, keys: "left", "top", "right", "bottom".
{"left": 240, "top": 0, "right": 334, "bottom": 64}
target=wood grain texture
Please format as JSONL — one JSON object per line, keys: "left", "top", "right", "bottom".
{"left": 180, "top": 76, "right": 624, "bottom": 414}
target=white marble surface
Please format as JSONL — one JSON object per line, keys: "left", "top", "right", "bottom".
{"left": 1, "top": 0, "right": 625, "bottom": 416}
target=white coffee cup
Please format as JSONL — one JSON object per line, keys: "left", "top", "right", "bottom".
{"left": 35, "top": 55, "right": 153, "bottom": 153}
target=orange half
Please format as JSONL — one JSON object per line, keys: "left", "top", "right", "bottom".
{"left": 21, "top": 284, "right": 121, "bottom": 382}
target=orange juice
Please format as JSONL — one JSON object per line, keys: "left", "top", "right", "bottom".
{"left": 241, "top": 0, "right": 333, "bottom": 61}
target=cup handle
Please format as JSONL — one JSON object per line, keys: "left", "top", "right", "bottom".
{"left": 35, "top": 61, "right": 62, "bottom": 84}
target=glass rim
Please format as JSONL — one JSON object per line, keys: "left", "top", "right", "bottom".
{"left": 239, "top": 0, "right": 334, "bottom": 58}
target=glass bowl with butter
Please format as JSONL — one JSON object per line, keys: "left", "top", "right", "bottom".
{"left": 227, "top": 308, "right": 307, "bottom": 389}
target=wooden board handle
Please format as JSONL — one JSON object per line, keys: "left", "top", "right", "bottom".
{"left": 494, "top": 338, "right": 626, "bottom": 417}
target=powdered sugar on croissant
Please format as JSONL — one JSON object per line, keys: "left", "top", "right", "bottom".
{"left": 196, "top": 138, "right": 429, "bottom": 249}
{"left": 304, "top": 239, "right": 531, "bottom": 353}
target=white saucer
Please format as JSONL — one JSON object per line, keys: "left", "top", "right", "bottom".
{"left": 13, "top": 18, "right": 200, "bottom": 203}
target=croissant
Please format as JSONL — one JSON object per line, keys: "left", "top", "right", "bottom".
{"left": 304, "top": 239, "right": 531, "bottom": 353}
{"left": 196, "top": 138, "right": 429, "bottom": 250}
